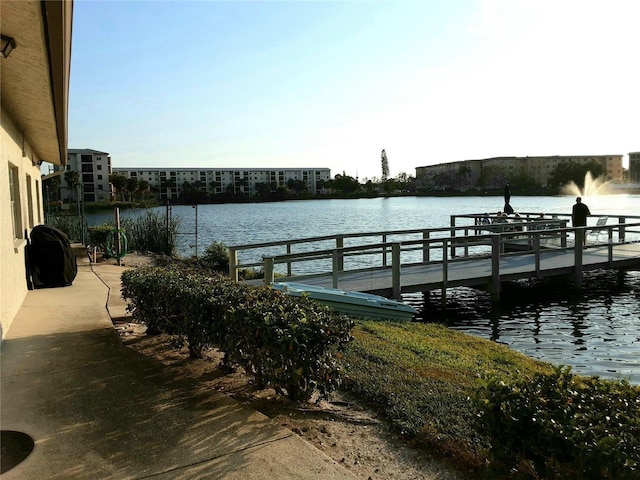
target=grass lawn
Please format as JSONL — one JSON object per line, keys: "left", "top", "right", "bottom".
{"left": 340, "top": 320, "right": 554, "bottom": 473}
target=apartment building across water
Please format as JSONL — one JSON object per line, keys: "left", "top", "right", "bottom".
{"left": 416, "top": 154, "right": 625, "bottom": 190}
{"left": 61, "top": 149, "right": 113, "bottom": 202}
{"left": 629, "top": 152, "right": 640, "bottom": 183}
{"left": 112, "top": 167, "right": 332, "bottom": 200}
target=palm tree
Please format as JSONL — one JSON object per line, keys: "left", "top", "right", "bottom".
{"left": 160, "top": 178, "right": 177, "bottom": 200}
{"left": 126, "top": 177, "right": 139, "bottom": 202}
{"left": 236, "top": 178, "right": 248, "bottom": 196}
{"left": 64, "top": 170, "right": 80, "bottom": 202}
{"left": 44, "top": 175, "right": 62, "bottom": 202}
{"left": 109, "top": 173, "right": 128, "bottom": 201}
{"left": 381, "top": 149, "right": 389, "bottom": 182}
{"left": 136, "top": 180, "right": 150, "bottom": 200}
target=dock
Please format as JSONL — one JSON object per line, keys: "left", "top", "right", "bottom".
{"left": 229, "top": 213, "right": 640, "bottom": 303}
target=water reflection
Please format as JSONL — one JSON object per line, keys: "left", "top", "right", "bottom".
{"left": 408, "top": 269, "right": 640, "bottom": 384}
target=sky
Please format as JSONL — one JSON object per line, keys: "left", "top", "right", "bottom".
{"left": 68, "top": 0, "right": 639, "bottom": 181}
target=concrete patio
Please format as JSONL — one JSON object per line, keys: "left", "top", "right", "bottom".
{"left": 0, "top": 251, "right": 355, "bottom": 479}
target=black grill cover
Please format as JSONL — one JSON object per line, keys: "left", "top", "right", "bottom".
{"left": 27, "top": 225, "right": 78, "bottom": 289}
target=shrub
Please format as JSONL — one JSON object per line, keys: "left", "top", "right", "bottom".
{"left": 172, "top": 270, "right": 243, "bottom": 358}
{"left": 178, "top": 241, "right": 232, "bottom": 275}
{"left": 222, "top": 286, "right": 353, "bottom": 400}
{"left": 199, "top": 241, "right": 229, "bottom": 272}
{"left": 238, "top": 267, "right": 264, "bottom": 280}
{"left": 165, "top": 241, "right": 264, "bottom": 280}
{"left": 120, "top": 266, "right": 353, "bottom": 400}
{"left": 120, "top": 266, "right": 186, "bottom": 335}
{"left": 88, "top": 225, "right": 113, "bottom": 251}
{"left": 473, "top": 365, "right": 640, "bottom": 479}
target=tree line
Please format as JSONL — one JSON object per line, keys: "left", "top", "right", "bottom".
{"left": 43, "top": 158, "right": 616, "bottom": 207}
{"left": 103, "top": 171, "right": 418, "bottom": 205}
{"left": 108, "top": 174, "right": 150, "bottom": 202}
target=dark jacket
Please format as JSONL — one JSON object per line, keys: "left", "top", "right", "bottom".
{"left": 572, "top": 202, "right": 591, "bottom": 227}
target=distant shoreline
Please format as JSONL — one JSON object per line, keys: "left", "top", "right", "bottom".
{"left": 79, "top": 186, "right": 640, "bottom": 212}
{"left": 84, "top": 191, "right": 498, "bottom": 211}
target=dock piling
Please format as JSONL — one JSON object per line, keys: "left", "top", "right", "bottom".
{"left": 491, "top": 235, "right": 501, "bottom": 300}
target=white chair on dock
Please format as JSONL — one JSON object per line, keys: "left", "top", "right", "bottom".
{"left": 535, "top": 222, "right": 553, "bottom": 246}
{"left": 588, "top": 216, "right": 609, "bottom": 244}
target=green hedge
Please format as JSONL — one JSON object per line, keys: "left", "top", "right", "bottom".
{"left": 473, "top": 365, "right": 640, "bottom": 479}
{"left": 222, "top": 285, "right": 353, "bottom": 399}
{"left": 120, "top": 266, "right": 353, "bottom": 400}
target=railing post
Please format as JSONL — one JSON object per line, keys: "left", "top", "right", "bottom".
{"left": 450, "top": 217, "right": 456, "bottom": 259}
{"left": 441, "top": 240, "right": 448, "bottom": 306}
{"left": 534, "top": 234, "right": 541, "bottom": 276}
{"left": 464, "top": 228, "right": 470, "bottom": 257}
{"left": 422, "top": 230, "right": 430, "bottom": 263}
{"left": 574, "top": 231, "right": 583, "bottom": 286}
{"left": 618, "top": 216, "right": 626, "bottom": 243}
{"left": 336, "top": 236, "right": 344, "bottom": 272}
{"left": 382, "top": 234, "right": 388, "bottom": 267}
{"left": 286, "top": 243, "right": 292, "bottom": 277}
{"left": 229, "top": 247, "right": 238, "bottom": 283}
{"left": 491, "top": 235, "right": 501, "bottom": 301}
{"left": 263, "top": 256, "right": 275, "bottom": 286}
{"left": 332, "top": 250, "right": 339, "bottom": 288}
{"left": 392, "top": 243, "right": 401, "bottom": 300}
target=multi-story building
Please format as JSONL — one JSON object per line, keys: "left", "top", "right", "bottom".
{"left": 629, "top": 152, "right": 640, "bottom": 183}
{"left": 416, "top": 154, "right": 624, "bottom": 190}
{"left": 112, "top": 167, "right": 332, "bottom": 200}
{"left": 61, "top": 149, "right": 113, "bottom": 202}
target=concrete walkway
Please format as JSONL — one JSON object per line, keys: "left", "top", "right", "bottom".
{"left": 0, "top": 252, "right": 355, "bottom": 479}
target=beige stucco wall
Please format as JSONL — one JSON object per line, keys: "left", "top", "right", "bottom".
{"left": 1, "top": 107, "right": 44, "bottom": 338}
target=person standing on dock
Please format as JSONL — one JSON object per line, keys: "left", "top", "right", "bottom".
{"left": 504, "top": 202, "right": 514, "bottom": 215}
{"left": 503, "top": 183, "right": 514, "bottom": 214}
{"left": 572, "top": 196, "right": 591, "bottom": 244}
{"left": 504, "top": 183, "right": 511, "bottom": 204}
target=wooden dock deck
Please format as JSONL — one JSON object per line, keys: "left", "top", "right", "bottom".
{"left": 272, "top": 242, "right": 640, "bottom": 299}
{"left": 231, "top": 213, "right": 640, "bottom": 302}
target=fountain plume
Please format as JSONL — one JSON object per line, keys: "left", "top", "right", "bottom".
{"left": 562, "top": 171, "right": 611, "bottom": 197}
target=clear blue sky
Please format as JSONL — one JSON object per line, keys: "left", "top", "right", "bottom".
{"left": 68, "top": 0, "right": 639, "bottom": 180}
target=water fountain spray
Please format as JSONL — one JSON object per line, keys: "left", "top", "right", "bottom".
{"left": 561, "top": 171, "right": 612, "bottom": 197}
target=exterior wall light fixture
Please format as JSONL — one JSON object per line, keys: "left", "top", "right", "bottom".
{"left": 1, "top": 34, "right": 17, "bottom": 58}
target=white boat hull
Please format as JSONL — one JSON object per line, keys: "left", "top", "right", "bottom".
{"left": 271, "top": 282, "right": 417, "bottom": 321}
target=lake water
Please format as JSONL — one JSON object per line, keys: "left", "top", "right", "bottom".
{"left": 88, "top": 195, "right": 640, "bottom": 383}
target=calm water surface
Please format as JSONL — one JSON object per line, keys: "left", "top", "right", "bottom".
{"left": 89, "top": 196, "right": 640, "bottom": 383}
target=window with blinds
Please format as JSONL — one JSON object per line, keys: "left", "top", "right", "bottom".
{"left": 8, "top": 164, "right": 22, "bottom": 239}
